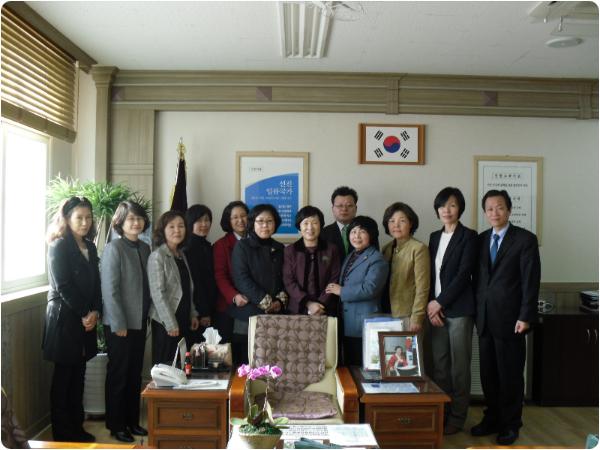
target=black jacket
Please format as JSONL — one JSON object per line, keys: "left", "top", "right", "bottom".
{"left": 185, "top": 235, "right": 217, "bottom": 318}
{"left": 322, "top": 222, "right": 348, "bottom": 260}
{"left": 475, "top": 224, "right": 541, "bottom": 338}
{"left": 231, "top": 233, "right": 285, "bottom": 322}
{"left": 43, "top": 233, "right": 102, "bottom": 364}
{"left": 428, "top": 222, "right": 478, "bottom": 318}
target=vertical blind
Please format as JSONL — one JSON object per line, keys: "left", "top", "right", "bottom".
{"left": 1, "top": 7, "right": 77, "bottom": 142}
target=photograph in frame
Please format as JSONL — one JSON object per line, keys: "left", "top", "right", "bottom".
{"left": 378, "top": 331, "right": 423, "bottom": 381}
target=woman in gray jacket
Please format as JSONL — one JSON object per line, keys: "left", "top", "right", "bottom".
{"left": 101, "top": 201, "right": 151, "bottom": 443}
{"left": 148, "top": 211, "right": 199, "bottom": 365}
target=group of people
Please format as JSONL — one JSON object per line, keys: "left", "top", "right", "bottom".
{"left": 42, "top": 184, "right": 540, "bottom": 446}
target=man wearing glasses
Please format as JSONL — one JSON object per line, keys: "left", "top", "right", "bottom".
{"left": 322, "top": 186, "right": 358, "bottom": 259}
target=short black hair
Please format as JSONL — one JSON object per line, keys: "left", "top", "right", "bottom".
{"left": 111, "top": 201, "right": 150, "bottom": 236}
{"left": 219, "top": 201, "right": 249, "bottom": 232}
{"left": 433, "top": 187, "right": 466, "bottom": 219}
{"left": 185, "top": 204, "right": 212, "bottom": 243}
{"left": 247, "top": 204, "right": 281, "bottom": 233}
{"left": 347, "top": 215, "right": 380, "bottom": 250}
{"left": 330, "top": 186, "right": 358, "bottom": 205}
{"left": 382, "top": 202, "right": 419, "bottom": 235}
{"left": 294, "top": 205, "right": 325, "bottom": 230}
{"left": 153, "top": 210, "right": 187, "bottom": 248}
{"left": 481, "top": 189, "right": 512, "bottom": 211}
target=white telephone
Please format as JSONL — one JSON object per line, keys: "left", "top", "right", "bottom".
{"left": 151, "top": 364, "right": 187, "bottom": 387}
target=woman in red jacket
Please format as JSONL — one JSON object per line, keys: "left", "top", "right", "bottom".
{"left": 212, "top": 201, "right": 249, "bottom": 351}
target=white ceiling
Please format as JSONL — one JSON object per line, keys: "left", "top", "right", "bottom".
{"left": 27, "top": 1, "right": 599, "bottom": 78}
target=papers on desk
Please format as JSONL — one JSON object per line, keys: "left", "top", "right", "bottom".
{"left": 362, "top": 382, "right": 418, "bottom": 394}
{"left": 172, "top": 379, "right": 229, "bottom": 390}
{"left": 281, "top": 424, "right": 377, "bottom": 447}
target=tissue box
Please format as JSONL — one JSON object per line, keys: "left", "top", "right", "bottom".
{"left": 206, "top": 343, "right": 232, "bottom": 367}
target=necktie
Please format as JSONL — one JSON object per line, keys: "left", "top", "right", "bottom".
{"left": 341, "top": 225, "right": 349, "bottom": 255}
{"left": 490, "top": 234, "right": 500, "bottom": 264}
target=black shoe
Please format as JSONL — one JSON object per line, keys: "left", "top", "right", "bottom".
{"left": 471, "top": 421, "right": 499, "bottom": 437}
{"left": 128, "top": 424, "right": 148, "bottom": 436}
{"left": 77, "top": 430, "right": 96, "bottom": 443}
{"left": 111, "top": 430, "right": 135, "bottom": 443}
{"left": 497, "top": 428, "right": 519, "bottom": 445}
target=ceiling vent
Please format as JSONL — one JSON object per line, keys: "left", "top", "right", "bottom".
{"left": 278, "top": 2, "right": 332, "bottom": 58}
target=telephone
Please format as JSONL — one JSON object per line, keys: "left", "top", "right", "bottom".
{"left": 151, "top": 364, "right": 187, "bottom": 387}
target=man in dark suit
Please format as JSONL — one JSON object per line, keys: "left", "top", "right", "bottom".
{"left": 471, "top": 189, "right": 540, "bottom": 445}
{"left": 321, "top": 186, "right": 358, "bottom": 260}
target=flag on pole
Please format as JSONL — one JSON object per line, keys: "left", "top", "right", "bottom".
{"left": 170, "top": 138, "right": 188, "bottom": 212}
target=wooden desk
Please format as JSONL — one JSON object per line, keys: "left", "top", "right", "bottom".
{"left": 141, "top": 372, "right": 231, "bottom": 449}
{"left": 28, "top": 441, "right": 138, "bottom": 449}
{"left": 351, "top": 367, "right": 450, "bottom": 449}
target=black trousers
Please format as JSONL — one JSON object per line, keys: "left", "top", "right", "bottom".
{"left": 213, "top": 312, "right": 233, "bottom": 344}
{"left": 151, "top": 320, "right": 195, "bottom": 365}
{"left": 231, "top": 333, "right": 249, "bottom": 366}
{"left": 50, "top": 360, "right": 86, "bottom": 441}
{"left": 342, "top": 336, "right": 363, "bottom": 367}
{"left": 105, "top": 326, "right": 146, "bottom": 432}
{"left": 478, "top": 330, "right": 526, "bottom": 431}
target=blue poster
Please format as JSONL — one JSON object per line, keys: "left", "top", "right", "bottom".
{"left": 244, "top": 173, "right": 298, "bottom": 235}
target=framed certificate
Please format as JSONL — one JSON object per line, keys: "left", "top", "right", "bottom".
{"left": 473, "top": 155, "right": 543, "bottom": 243}
{"left": 359, "top": 123, "right": 425, "bottom": 165}
{"left": 236, "top": 151, "right": 309, "bottom": 242}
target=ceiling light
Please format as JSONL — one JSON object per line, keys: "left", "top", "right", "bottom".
{"left": 278, "top": 2, "right": 331, "bottom": 58}
{"left": 545, "top": 36, "right": 584, "bottom": 48}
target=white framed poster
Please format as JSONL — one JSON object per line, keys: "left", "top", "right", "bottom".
{"left": 359, "top": 123, "right": 425, "bottom": 165}
{"left": 473, "top": 156, "right": 543, "bottom": 242}
{"left": 236, "top": 151, "right": 308, "bottom": 242}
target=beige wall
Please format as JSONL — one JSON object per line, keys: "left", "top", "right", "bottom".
{"left": 155, "top": 111, "right": 598, "bottom": 282}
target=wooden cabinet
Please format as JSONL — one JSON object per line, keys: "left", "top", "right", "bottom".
{"left": 142, "top": 375, "right": 231, "bottom": 449}
{"left": 532, "top": 308, "right": 599, "bottom": 406}
{"left": 351, "top": 368, "right": 450, "bottom": 449}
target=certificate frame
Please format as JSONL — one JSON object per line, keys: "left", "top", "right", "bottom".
{"left": 236, "top": 151, "right": 309, "bottom": 243}
{"left": 378, "top": 331, "right": 423, "bottom": 382}
{"left": 473, "top": 155, "right": 543, "bottom": 243}
{"left": 359, "top": 123, "right": 425, "bottom": 165}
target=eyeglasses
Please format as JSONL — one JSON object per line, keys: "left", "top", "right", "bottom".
{"left": 255, "top": 220, "right": 275, "bottom": 227}
{"left": 333, "top": 204, "right": 355, "bottom": 210}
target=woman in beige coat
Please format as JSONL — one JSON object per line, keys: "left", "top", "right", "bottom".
{"left": 381, "top": 202, "right": 430, "bottom": 333}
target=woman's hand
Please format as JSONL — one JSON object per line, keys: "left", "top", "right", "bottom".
{"left": 428, "top": 313, "right": 445, "bottom": 327}
{"left": 82, "top": 311, "right": 98, "bottom": 331}
{"left": 115, "top": 329, "right": 128, "bottom": 337}
{"left": 427, "top": 300, "right": 443, "bottom": 320}
{"left": 409, "top": 321, "right": 423, "bottom": 333}
{"left": 307, "top": 301, "right": 325, "bottom": 315}
{"left": 233, "top": 294, "right": 249, "bottom": 307}
{"left": 325, "top": 283, "right": 341, "bottom": 296}
{"left": 199, "top": 316, "right": 211, "bottom": 328}
{"left": 190, "top": 317, "right": 200, "bottom": 330}
{"left": 167, "top": 328, "right": 180, "bottom": 337}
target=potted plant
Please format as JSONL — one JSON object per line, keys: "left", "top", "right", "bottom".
{"left": 46, "top": 175, "right": 151, "bottom": 415}
{"left": 231, "top": 364, "right": 289, "bottom": 449}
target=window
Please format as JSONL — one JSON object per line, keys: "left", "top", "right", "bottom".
{"left": 0, "top": 122, "right": 48, "bottom": 294}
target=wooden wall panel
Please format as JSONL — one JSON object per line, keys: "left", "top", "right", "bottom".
{"left": 1, "top": 292, "right": 53, "bottom": 438}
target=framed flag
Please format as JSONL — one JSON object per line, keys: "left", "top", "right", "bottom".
{"left": 236, "top": 151, "right": 309, "bottom": 243}
{"left": 359, "top": 123, "right": 425, "bottom": 165}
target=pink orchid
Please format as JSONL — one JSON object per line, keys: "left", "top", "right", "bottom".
{"left": 237, "top": 364, "right": 251, "bottom": 377}
{"left": 269, "top": 365, "right": 282, "bottom": 379}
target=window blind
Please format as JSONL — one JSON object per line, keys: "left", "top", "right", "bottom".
{"left": 1, "top": 7, "right": 77, "bottom": 142}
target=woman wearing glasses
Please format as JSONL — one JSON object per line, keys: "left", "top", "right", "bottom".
{"left": 43, "top": 197, "right": 101, "bottom": 442}
{"left": 100, "top": 201, "right": 151, "bottom": 442}
{"left": 231, "top": 204, "right": 287, "bottom": 364}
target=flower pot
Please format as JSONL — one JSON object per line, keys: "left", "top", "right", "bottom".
{"left": 237, "top": 429, "right": 282, "bottom": 449}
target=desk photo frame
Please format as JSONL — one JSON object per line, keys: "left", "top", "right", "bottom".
{"left": 236, "top": 151, "right": 309, "bottom": 243}
{"left": 378, "top": 331, "right": 423, "bottom": 382}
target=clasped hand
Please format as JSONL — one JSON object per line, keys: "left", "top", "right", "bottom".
{"left": 81, "top": 311, "right": 98, "bottom": 332}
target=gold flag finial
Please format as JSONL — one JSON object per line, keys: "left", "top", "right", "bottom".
{"left": 177, "top": 137, "right": 186, "bottom": 159}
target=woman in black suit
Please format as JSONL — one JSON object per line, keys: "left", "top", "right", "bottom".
{"left": 43, "top": 197, "right": 102, "bottom": 442}
{"left": 427, "top": 187, "right": 477, "bottom": 435}
{"left": 231, "top": 204, "right": 287, "bottom": 364}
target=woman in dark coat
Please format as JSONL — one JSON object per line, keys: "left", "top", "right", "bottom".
{"left": 283, "top": 205, "right": 341, "bottom": 316}
{"left": 43, "top": 196, "right": 101, "bottom": 442}
{"left": 231, "top": 204, "right": 287, "bottom": 364}
{"left": 185, "top": 204, "right": 217, "bottom": 339}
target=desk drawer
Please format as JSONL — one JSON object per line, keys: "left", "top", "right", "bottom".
{"left": 370, "top": 406, "right": 437, "bottom": 433}
{"left": 155, "top": 436, "right": 221, "bottom": 448}
{"left": 155, "top": 402, "right": 221, "bottom": 429}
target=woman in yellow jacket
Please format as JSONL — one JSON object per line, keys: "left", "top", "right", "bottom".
{"left": 381, "top": 202, "right": 430, "bottom": 333}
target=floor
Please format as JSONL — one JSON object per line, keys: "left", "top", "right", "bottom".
{"left": 35, "top": 403, "right": 598, "bottom": 448}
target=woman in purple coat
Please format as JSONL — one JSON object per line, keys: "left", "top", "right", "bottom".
{"left": 283, "top": 206, "right": 341, "bottom": 316}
